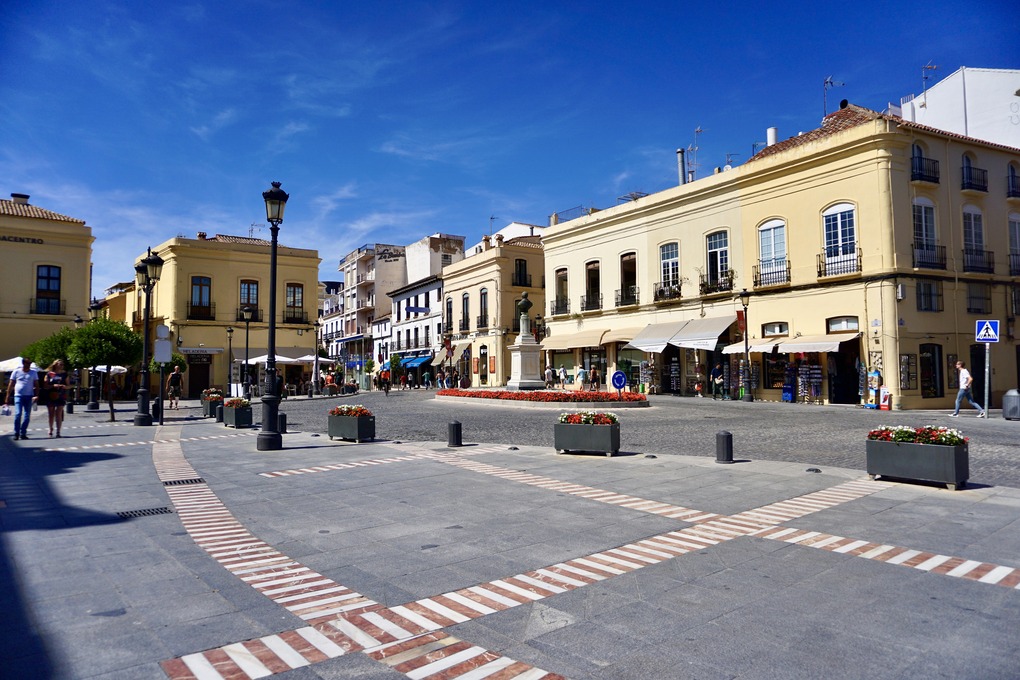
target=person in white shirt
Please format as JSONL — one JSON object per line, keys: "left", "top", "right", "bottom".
{"left": 558, "top": 365, "right": 567, "bottom": 389}
{"left": 5, "top": 358, "right": 39, "bottom": 439}
{"left": 950, "top": 360, "right": 985, "bottom": 418}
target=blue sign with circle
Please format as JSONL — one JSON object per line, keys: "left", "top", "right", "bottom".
{"left": 611, "top": 370, "right": 627, "bottom": 390}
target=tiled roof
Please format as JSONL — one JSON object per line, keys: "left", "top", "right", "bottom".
{"left": 0, "top": 199, "right": 86, "bottom": 224}
{"left": 748, "top": 104, "right": 881, "bottom": 162}
{"left": 210, "top": 234, "right": 272, "bottom": 246}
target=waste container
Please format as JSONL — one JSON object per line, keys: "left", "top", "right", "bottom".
{"left": 1003, "top": 389, "right": 1020, "bottom": 421}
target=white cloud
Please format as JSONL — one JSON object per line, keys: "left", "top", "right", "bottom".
{"left": 190, "top": 108, "right": 239, "bottom": 141}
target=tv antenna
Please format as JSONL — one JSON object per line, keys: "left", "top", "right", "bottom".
{"left": 724, "top": 152, "right": 739, "bottom": 167}
{"left": 919, "top": 61, "right": 937, "bottom": 108}
{"left": 248, "top": 222, "right": 263, "bottom": 238}
{"left": 823, "top": 76, "right": 845, "bottom": 117}
{"left": 686, "top": 126, "right": 704, "bottom": 181}
{"left": 489, "top": 215, "right": 498, "bottom": 236}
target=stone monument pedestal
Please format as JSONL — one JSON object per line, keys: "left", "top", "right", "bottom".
{"left": 507, "top": 313, "right": 545, "bottom": 390}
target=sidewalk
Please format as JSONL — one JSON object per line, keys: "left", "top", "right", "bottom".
{"left": 2, "top": 406, "right": 1019, "bottom": 679}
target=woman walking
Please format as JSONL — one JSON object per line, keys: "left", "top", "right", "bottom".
{"left": 45, "top": 359, "right": 69, "bottom": 437}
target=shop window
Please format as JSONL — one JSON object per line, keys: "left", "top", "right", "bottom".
{"left": 826, "top": 316, "right": 859, "bottom": 332}
{"left": 919, "top": 344, "right": 944, "bottom": 398}
{"left": 762, "top": 322, "right": 788, "bottom": 337}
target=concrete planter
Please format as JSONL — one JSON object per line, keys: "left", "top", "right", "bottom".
{"left": 866, "top": 440, "right": 968, "bottom": 490}
{"left": 202, "top": 400, "right": 222, "bottom": 417}
{"left": 223, "top": 406, "right": 253, "bottom": 429}
{"left": 328, "top": 415, "right": 375, "bottom": 443}
{"left": 554, "top": 423, "right": 620, "bottom": 457}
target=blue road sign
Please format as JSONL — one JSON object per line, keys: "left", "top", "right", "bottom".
{"left": 611, "top": 370, "right": 627, "bottom": 390}
{"left": 975, "top": 320, "right": 999, "bottom": 343}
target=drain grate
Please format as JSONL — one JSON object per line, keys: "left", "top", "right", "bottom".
{"left": 162, "top": 478, "right": 205, "bottom": 486}
{"left": 117, "top": 507, "right": 174, "bottom": 519}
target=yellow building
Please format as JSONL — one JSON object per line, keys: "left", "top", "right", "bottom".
{"left": 440, "top": 233, "right": 545, "bottom": 387}
{"left": 542, "top": 103, "right": 1020, "bottom": 409}
{"left": 0, "top": 193, "right": 93, "bottom": 361}
{"left": 107, "top": 231, "right": 321, "bottom": 399}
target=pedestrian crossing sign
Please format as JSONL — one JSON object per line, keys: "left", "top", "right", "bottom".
{"left": 975, "top": 320, "right": 999, "bottom": 342}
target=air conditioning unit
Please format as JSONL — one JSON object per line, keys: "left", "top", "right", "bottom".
{"left": 895, "top": 284, "right": 906, "bottom": 301}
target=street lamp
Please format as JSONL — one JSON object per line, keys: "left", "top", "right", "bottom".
{"left": 313, "top": 319, "right": 321, "bottom": 395}
{"left": 134, "top": 247, "right": 165, "bottom": 426}
{"left": 242, "top": 305, "right": 253, "bottom": 400}
{"left": 226, "top": 327, "right": 234, "bottom": 397}
{"left": 738, "top": 288, "right": 753, "bottom": 402}
{"left": 87, "top": 298, "right": 103, "bottom": 411}
{"left": 258, "top": 180, "right": 288, "bottom": 451}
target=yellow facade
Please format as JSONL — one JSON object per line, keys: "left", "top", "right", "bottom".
{"left": 106, "top": 233, "right": 321, "bottom": 399}
{"left": 440, "top": 234, "right": 545, "bottom": 387}
{"left": 543, "top": 105, "right": 1020, "bottom": 409}
{"left": 0, "top": 193, "right": 93, "bottom": 361}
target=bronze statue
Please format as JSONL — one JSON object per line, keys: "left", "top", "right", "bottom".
{"left": 517, "top": 291, "right": 533, "bottom": 315}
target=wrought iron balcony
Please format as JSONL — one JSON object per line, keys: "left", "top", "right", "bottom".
{"left": 1009, "top": 175, "right": 1020, "bottom": 198}
{"left": 912, "top": 243, "right": 947, "bottom": 270}
{"left": 910, "top": 156, "right": 940, "bottom": 183}
{"left": 653, "top": 281, "right": 682, "bottom": 302}
{"left": 817, "top": 247, "right": 862, "bottom": 277}
{"left": 283, "top": 308, "right": 308, "bottom": 324}
{"left": 961, "top": 165, "right": 988, "bottom": 192}
{"left": 443, "top": 321, "right": 453, "bottom": 334}
{"left": 511, "top": 273, "right": 532, "bottom": 287}
{"left": 963, "top": 248, "right": 994, "bottom": 274}
{"left": 580, "top": 293, "right": 603, "bottom": 311}
{"left": 699, "top": 270, "right": 734, "bottom": 295}
{"left": 30, "top": 298, "right": 65, "bottom": 315}
{"left": 753, "top": 260, "right": 791, "bottom": 287}
{"left": 476, "top": 314, "right": 489, "bottom": 329}
{"left": 550, "top": 297, "right": 570, "bottom": 316}
{"left": 235, "top": 307, "right": 264, "bottom": 322}
{"left": 186, "top": 302, "right": 216, "bottom": 320}
{"left": 459, "top": 318, "right": 470, "bottom": 332}
{"left": 615, "top": 286, "right": 639, "bottom": 307}
{"left": 1011, "top": 253, "right": 1020, "bottom": 276}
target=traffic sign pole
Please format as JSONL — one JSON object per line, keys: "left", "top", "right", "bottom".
{"left": 975, "top": 320, "right": 999, "bottom": 416}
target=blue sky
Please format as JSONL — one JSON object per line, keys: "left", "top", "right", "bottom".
{"left": 2, "top": 1, "right": 1016, "bottom": 297}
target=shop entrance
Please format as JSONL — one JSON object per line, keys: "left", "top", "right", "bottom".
{"left": 828, "top": 341, "right": 863, "bottom": 404}
{"left": 969, "top": 344, "right": 988, "bottom": 408}
{"left": 187, "top": 360, "right": 211, "bottom": 399}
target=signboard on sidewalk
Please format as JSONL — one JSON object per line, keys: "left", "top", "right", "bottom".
{"left": 975, "top": 320, "right": 999, "bottom": 343}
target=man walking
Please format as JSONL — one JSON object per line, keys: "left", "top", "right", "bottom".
{"left": 166, "top": 365, "right": 183, "bottom": 409}
{"left": 5, "top": 358, "right": 39, "bottom": 439}
{"left": 710, "top": 363, "right": 724, "bottom": 400}
{"left": 950, "top": 360, "right": 985, "bottom": 418}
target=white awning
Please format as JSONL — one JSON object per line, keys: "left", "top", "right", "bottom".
{"left": 776, "top": 333, "right": 861, "bottom": 353}
{"left": 722, "top": 337, "right": 787, "bottom": 354}
{"left": 602, "top": 327, "right": 645, "bottom": 344}
{"left": 624, "top": 321, "right": 690, "bottom": 353}
{"left": 667, "top": 313, "right": 737, "bottom": 351}
{"left": 542, "top": 328, "right": 608, "bottom": 351}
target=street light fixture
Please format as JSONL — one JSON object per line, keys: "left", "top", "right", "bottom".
{"left": 242, "top": 305, "right": 253, "bottom": 400}
{"left": 87, "top": 298, "right": 103, "bottom": 411}
{"left": 134, "top": 247, "right": 165, "bottom": 426}
{"left": 738, "top": 288, "right": 753, "bottom": 402}
{"left": 258, "top": 181, "right": 288, "bottom": 451}
{"left": 226, "top": 327, "right": 234, "bottom": 397}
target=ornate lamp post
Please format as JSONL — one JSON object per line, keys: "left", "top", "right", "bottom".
{"left": 313, "top": 319, "right": 321, "bottom": 395}
{"left": 87, "top": 298, "right": 103, "bottom": 411}
{"left": 258, "top": 181, "right": 288, "bottom": 451}
{"left": 226, "top": 326, "right": 234, "bottom": 397}
{"left": 738, "top": 288, "right": 754, "bottom": 402}
{"left": 242, "top": 305, "right": 253, "bottom": 400}
{"left": 133, "top": 248, "right": 165, "bottom": 426}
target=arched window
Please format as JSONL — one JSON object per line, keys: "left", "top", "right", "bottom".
{"left": 445, "top": 298, "right": 453, "bottom": 332}
{"left": 912, "top": 197, "right": 942, "bottom": 268}
{"left": 706, "top": 231, "right": 728, "bottom": 284}
{"left": 660, "top": 242, "right": 679, "bottom": 286}
{"left": 758, "top": 219, "right": 787, "bottom": 285}
{"left": 583, "top": 261, "right": 601, "bottom": 310}
{"left": 618, "top": 252, "right": 637, "bottom": 306}
{"left": 460, "top": 293, "right": 470, "bottom": 332}
{"left": 826, "top": 316, "right": 859, "bottom": 332}
{"left": 821, "top": 203, "right": 857, "bottom": 275}
{"left": 1009, "top": 163, "right": 1020, "bottom": 198}
{"left": 553, "top": 268, "right": 569, "bottom": 315}
{"left": 1008, "top": 212, "right": 1020, "bottom": 274}
{"left": 478, "top": 288, "right": 488, "bottom": 328}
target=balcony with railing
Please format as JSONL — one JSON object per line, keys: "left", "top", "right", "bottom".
{"left": 816, "top": 247, "right": 862, "bottom": 278}
{"left": 187, "top": 301, "right": 216, "bottom": 320}
{"left": 580, "top": 293, "right": 603, "bottom": 312}
{"left": 355, "top": 271, "right": 375, "bottom": 286}
{"left": 283, "top": 308, "right": 308, "bottom": 324}
{"left": 653, "top": 281, "right": 682, "bottom": 302}
{"left": 963, "top": 248, "right": 994, "bottom": 273}
{"left": 1009, "top": 175, "right": 1020, "bottom": 199}
{"left": 550, "top": 297, "right": 570, "bottom": 316}
{"left": 911, "top": 156, "right": 940, "bottom": 183}
{"left": 235, "top": 307, "right": 264, "bottom": 322}
{"left": 459, "top": 318, "right": 470, "bottom": 332}
{"left": 961, "top": 165, "right": 988, "bottom": 192}
{"left": 753, "top": 259, "right": 791, "bottom": 287}
{"left": 699, "top": 270, "right": 734, "bottom": 295}
{"left": 610, "top": 286, "right": 636, "bottom": 307}
{"left": 511, "top": 273, "right": 532, "bottom": 287}
{"left": 30, "top": 298, "right": 66, "bottom": 315}
{"left": 912, "top": 243, "right": 947, "bottom": 270}
{"left": 1010, "top": 253, "right": 1020, "bottom": 276}
{"left": 476, "top": 314, "right": 489, "bottom": 329}
{"left": 443, "top": 321, "right": 453, "bottom": 334}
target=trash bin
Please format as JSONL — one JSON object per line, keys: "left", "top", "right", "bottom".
{"left": 1003, "top": 389, "right": 1020, "bottom": 421}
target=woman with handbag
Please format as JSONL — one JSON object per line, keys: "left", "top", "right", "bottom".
{"left": 44, "top": 359, "right": 68, "bottom": 437}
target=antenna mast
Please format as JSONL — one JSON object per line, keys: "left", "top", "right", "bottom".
{"left": 823, "top": 76, "right": 845, "bottom": 117}
{"left": 686, "top": 126, "right": 703, "bottom": 181}
{"left": 920, "top": 61, "right": 937, "bottom": 107}
{"left": 249, "top": 222, "right": 263, "bottom": 238}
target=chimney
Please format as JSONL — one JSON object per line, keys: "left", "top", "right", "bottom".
{"left": 766, "top": 127, "right": 778, "bottom": 146}
{"left": 676, "top": 148, "right": 686, "bottom": 185}
{"left": 197, "top": 231, "right": 207, "bottom": 240}
{"left": 10, "top": 193, "right": 30, "bottom": 204}
{"left": 549, "top": 213, "right": 559, "bottom": 226}
{"left": 482, "top": 234, "right": 491, "bottom": 251}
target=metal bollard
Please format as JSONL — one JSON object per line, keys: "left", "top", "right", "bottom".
{"left": 278, "top": 413, "right": 287, "bottom": 433}
{"left": 215, "top": 404, "right": 224, "bottom": 423}
{"left": 448, "top": 420, "right": 462, "bottom": 447}
{"left": 715, "top": 430, "right": 734, "bottom": 464}
{"left": 66, "top": 402, "right": 74, "bottom": 414}
{"left": 308, "top": 385, "right": 314, "bottom": 398}
{"left": 150, "top": 397, "right": 160, "bottom": 420}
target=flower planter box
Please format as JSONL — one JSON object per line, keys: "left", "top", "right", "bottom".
{"left": 554, "top": 423, "right": 620, "bottom": 457}
{"left": 202, "top": 400, "right": 222, "bottom": 417}
{"left": 223, "top": 406, "right": 253, "bottom": 429}
{"left": 866, "top": 440, "right": 968, "bottom": 490}
{"left": 328, "top": 415, "right": 375, "bottom": 443}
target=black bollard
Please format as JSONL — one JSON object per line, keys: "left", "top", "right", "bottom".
{"left": 278, "top": 412, "right": 287, "bottom": 433}
{"left": 150, "top": 397, "right": 160, "bottom": 421}
{"left": 448, "top": 420, "right": 463, "bottom": 447}
{"left": 66, "top": 402, "right": 74, "bottom": 414}
{"left": 216, "top": 404, "right": 224, "bottom": 423}
{"left": 716, "top": 430, "right": 734, "bottom": 464}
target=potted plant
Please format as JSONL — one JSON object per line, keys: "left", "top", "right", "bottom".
{"left": 223, "top": 397, "right": 252, "bottom": 428}
{"left": 200, "top": 388, "right": 223, "bottom": 417}
{"left": 328, "top": 404, "right": 375, "bottom": 443}
{"left": 554, "top": 410, "right": 620, "bottom": 457}
{"left": 865, "top": 425, "right": 969, "bottom": 490}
